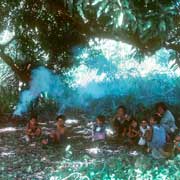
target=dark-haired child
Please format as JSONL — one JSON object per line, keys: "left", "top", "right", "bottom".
{"left": 42, "top": 115, "right": 67, "bottom": 145}
{"left": 112, "top": 106, "right": 130, "bottom": 137}
{"left": 25, "top": 116, "right": 41, "bottom": 142}
{"left": 174, "top": 134, "right": 180, "bottom": 154}
{"left": 147, "top": 114, "right": 167, "bottom": 159}
{"left": 93, "top": 115, "right": 106, "bottom": 141}
{"left": 127, "top": 118, "right": 139, "bottom": 145}
{"left": 138, "top": 119, "right": 150, "bottom": 146}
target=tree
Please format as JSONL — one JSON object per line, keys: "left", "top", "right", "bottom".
{"left": 0, "top": 0, "right": 179, "bottom": 83}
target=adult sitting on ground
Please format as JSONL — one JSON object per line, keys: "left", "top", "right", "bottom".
{"left": 112, "top": 105, "right": 130, "bottom": 137}
{"left": 156, "top": 102, "right": 177, "bottom": 137}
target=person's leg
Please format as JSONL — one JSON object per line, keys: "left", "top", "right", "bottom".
{"left": 25, "top": 135, "right": 31, "bottom": 142}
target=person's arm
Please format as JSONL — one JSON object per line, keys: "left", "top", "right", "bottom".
{"left": 122, "top": 127, "right": 127, "bottom": 137}
{"left": 111, "top": 115, "right": 117, "bottom": 125}
{"left": 131, "top": 129, "right": 139, "bottom": 137}
{"left": 127, "top": 127, "right": 133, "bottom": 138}
{"left": 145, "top": 127, "right": 153, "bottom": 141}
{"left": 35, "top": 127, "right": 41, "bottom": 136}
{"left": 26, "top": 124, "right": 33, "bottom": 136}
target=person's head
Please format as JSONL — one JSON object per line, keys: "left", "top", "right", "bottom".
{"left": 130, "top": 117, "right": 138, "bottom": 128}
{"left": 29, "top": 116, "right": 37, "bottom": 127}
{"left": 156, "top": 102, "right": 167, "bottom": 115}
{"left": 149, "top": 114, "right": 161, "bottom": 126}
{"left": 96, "top": 115, "right": 105, "bottom": 125}
{"left": 141, "top": 119, "right": 148, "bottom": 128}
{"left": 117, "top": 105, "right": 126, "bottom": 117}
{"left": 56, "top": 114, "right": 66, "bottom": 127}
{"left": 174, "top": 135, "right": 180, "bottom": 143}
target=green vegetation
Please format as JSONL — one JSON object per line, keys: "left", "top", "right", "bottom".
{"left": 0, "top": 0, "right": 179, "bottom": 82}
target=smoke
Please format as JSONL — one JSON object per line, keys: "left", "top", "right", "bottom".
{"left": 14, "top": 67, "right": 66, "bottom": 116}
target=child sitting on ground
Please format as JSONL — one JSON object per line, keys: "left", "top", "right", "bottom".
{"left": 42, "top": 115, "right": 67, "bottom": 145}
{"left": 25, "top": 116, "right": 41, "bottom": 142}
{"left": 138, "top": 119, "right": 150, "bottom": 146}
{"left": 112, "top": 106, "right": 130, "bottom": 137}
{"left": 92, "top": 115, "right": 106, "bottom": 141}
{"left": 174, "top": 134, "right": 180, "bottom": 155}
{"left": 127, "top": 118, "right": 140, "bottom": 145}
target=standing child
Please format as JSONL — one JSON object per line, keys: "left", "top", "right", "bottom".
{"left": 93, "top": 115, "right": 106, "bottom": 141}
{"left": 25, "top": 116, "right": 41, "bottom": 142}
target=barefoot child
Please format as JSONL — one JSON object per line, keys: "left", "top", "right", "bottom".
{"left": 25, "top": 116, "right": 41, "bottom": 142}
{"left": 42, "top": 115, "right": 67, "bottom": 145}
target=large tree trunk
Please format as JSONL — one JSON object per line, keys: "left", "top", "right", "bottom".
{"left": 0, "top": 51, "right": 31, "bottom": 83}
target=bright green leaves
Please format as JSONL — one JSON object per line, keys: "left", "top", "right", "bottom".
{"left": 96, "top": 1, "right": 108, "bottom": 18}
{"left": 159, "top": 20, "right": 166, "bottom": 32}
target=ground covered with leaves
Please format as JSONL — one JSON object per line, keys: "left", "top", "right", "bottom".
{"left": 0, "top": 120, "right": 180, "bottom": 180}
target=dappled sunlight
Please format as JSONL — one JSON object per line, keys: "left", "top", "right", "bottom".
{"left": 1, "top": 151, "right": 15, "bottom": 157}
{"left": 0, "top": 127, "right": 22, "bottom": 133}
{"left": 0, "top": 30, "right": 14, "bottom": 44}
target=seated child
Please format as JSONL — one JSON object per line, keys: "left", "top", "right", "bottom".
{"left": 93, "top": 115, "right": 106, "bottom": 141}
{"left": 42, "top": 115, "right": 67, "bottom": 145}
{"left": 112, "top": 106, "right": 130, "bottom": 137}
{"left": 174, "top": 134, "right": 180, "bottom": 154}
{"left": 25, "top": 116, "right": 41, "bottom": 142}
{"left": 138, "top": 119, "right": 150, "bottom": 146}
{"left": 127, "top": 118, "right": 140, "bottom": 145}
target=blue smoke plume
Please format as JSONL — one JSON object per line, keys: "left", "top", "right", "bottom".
{"left": 14, "top": 67, "right": 66, "bottom": 115}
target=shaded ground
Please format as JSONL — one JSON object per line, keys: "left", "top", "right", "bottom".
{"left": 0, "top": 117, "right": 180, "bottom": 180}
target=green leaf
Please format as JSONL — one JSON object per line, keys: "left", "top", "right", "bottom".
{"left": 159, "top": 20, "right": 166, "bottom": 32}
{"left": 125, "top": 10, "right": 136, "bottom": 22}
{"left": 97, "top": 1, "right": 108, "bottom": 18}
{"left": 92, "top": 0, "right": 104, "bottom": 6}
{"left": 143, "top": 20, "right": 152, "bottom": 32}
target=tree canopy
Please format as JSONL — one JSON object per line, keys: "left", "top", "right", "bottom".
{"left": 0, "top": 0, "right": 179, "bottom": 82}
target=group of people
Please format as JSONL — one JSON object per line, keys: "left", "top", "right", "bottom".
{"left": 25, "top": 115, "right": 66, "bottom": 145}
{"left": 24, "top": 102, "right": 180, "bottom": 159}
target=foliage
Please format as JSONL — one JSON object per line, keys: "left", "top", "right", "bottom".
{"left": 0, "top": 0, "right": 179, "bottom": 83}
{"left": 0, "top": 86, "right": 18, "bottom": 114}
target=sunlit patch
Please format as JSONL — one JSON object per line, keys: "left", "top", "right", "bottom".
{"left": 0, "top": 30, "right": 14, "bottom": 44}
{"left": 72, "top": 64, "right": 106, "bottom": 87}
{"left": 129, "top": 150, "right": 139, "bottom": 156}
{"left": 105, "top": 128, "right": 114, "bottom": 136}
{"left": 1, "top": 151, "right": 15, "bottom": 157}
{"left": 86, "top": 147, "right": 101, "bottom": 155}
{"left": 72, "top": 39, "right": 180, "bottom": 88}
{"left": 0, "top": 127, "right": 22, "bottom": 133}
{"left": 65, "top": 119, "right": 79, "bottom": 125}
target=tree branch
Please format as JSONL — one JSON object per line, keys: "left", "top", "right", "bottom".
{"left": 0, "top": 50, "right": 30, "bottom": 82}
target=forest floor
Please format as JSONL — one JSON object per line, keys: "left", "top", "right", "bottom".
{"left": 0, "top": 116, "right": 180, "bottom": 180}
